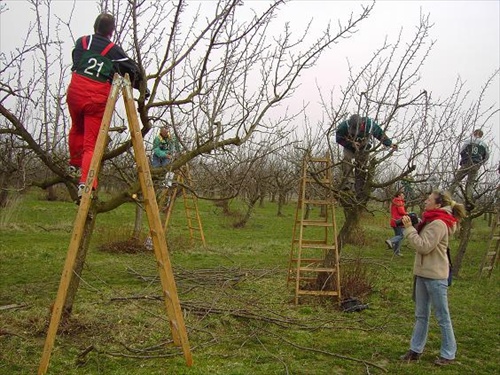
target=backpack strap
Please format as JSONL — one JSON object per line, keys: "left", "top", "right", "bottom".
{"left": 81, "top": 35, "right": 89, "bottom": 50}
{"left": 446, "top": 246, "right": 453, "bottom": 268}
{"left": 100, "top": 42, "right": 114, "bottom": 56}
{"left": 80, "top": 35, "right": 114, "bottom": 56}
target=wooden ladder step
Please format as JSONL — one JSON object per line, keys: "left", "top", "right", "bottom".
{"left": 298, "top": 220, "right": 333, "bottom": 227}
{"left": 302, "top": 199, "right": 332, "bottom": 205}
{"left": 297, "top": 290, "right": 339, "bottom": 296}
{"left": 308, "top": 157, "right": 330, "bottom": 163}
{"left": 300, "top": 244, "right": 336, "bottom": 250}
{"left": 290, "top": 258, "right": 324, "bottom": 263}
{"left": 298, "top": 267, "right": 336, "bottom": 273}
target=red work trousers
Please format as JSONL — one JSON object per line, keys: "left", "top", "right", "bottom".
{"left": 67, "top": 73, "right": 111, "bottom": 188}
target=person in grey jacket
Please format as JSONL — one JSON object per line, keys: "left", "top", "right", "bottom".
{"left": 400, "top": 190, "right": 466, "bottom": 366}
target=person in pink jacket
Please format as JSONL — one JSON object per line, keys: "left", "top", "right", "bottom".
{"left": 400, "top": 190, "right": 466, "bottom": 366}
{"left": 385, "top": 192, "right": 407, "bottom": 256}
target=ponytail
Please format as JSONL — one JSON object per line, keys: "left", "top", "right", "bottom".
{"left": 432, "top": 190, "right": 466, "bottom": 221}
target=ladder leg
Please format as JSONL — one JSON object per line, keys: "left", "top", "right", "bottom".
{"left": 38, "top": 75, "right": 122, "bottom": 375}
{"left": 121, "top": 75, "right": 192, "bottom": 366}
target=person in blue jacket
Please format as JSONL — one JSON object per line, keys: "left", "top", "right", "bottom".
{"left": 336, "top": 114, "right": 397, "bottom": 186}
{"left": 151, "top": 127, "right": 179, "bottom": 187}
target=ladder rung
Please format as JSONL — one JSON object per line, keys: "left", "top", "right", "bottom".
{"left": 300, "top": 221, "right": 333, "bottom": 227}
{"left": 302, "top": 199, "right": 332, "bottom": 205}
{"left": 293, "top": 239, "right": 327, "bottom": 244}
{"left": 301, "top": 244, "right": 336, "bottom": 250}
{"left": 297, "top": 290, "right": 339, "bottom": 296}
{"left": 293, "top": 238, "right": 326, "bottom": 246}
{"left": 295, "top": 277, "right": 317, "bottom": 282}
{"left": 290, "top": 258, "right": 324, "bottom": 263}
{"left": 486, "top": 251, "right": 498, "bottom": 256}
{"left": 308, "top": 157, "right": 330, "bottom": 162}
{"left": 298, "top": 267, "right": 336, "bottom": 273}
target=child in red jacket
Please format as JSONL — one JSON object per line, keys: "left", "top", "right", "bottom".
{"left": 385, "top": 192, "right": 407, "bottom": 256}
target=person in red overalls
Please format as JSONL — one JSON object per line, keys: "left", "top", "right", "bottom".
{"left": 67, "top": 13, "right": 145, "bottom": 202}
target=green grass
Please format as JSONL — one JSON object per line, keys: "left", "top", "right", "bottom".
{"left": 0, "top": 190, "right": 499, "bottom": 374}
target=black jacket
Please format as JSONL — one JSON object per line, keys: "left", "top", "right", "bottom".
{"left": 71, "top": 34, "right": 143, "bottom": 89}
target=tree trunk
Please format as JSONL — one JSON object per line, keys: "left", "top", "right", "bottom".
{"left": 234, "top": 196, "right": 259, "bottom": 228}
{"left": 338, "top": 202, "right": 365, "bottom": 250}
{"left": 337, "top": 161, "right": 372, "bottom": 249}
{"left": 46, "top": 186, "right": 57, "bottom": 201}
{"left": 62, "top": 202, "right": 98, "bottom": 319}
{"left": 215, "top": 199, "right": 231, "bottom": 215}
{"left": 277, "top": 192, "right": 285, "bottom": 216}
{"left": 0, "top": 188, "right": 8, "bottom": 208}
{"left": 452, "top": 216, "right": 472, "bottom": 277}
{"left": 259, "top": 194, "right": 265, "bottom": 208}
{"left": 132, "top": 195, "right": 144, "bottom": 240}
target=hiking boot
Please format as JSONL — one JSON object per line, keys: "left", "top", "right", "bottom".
{"left": 77, "top": 183, "right": 85, "bottom": 197}
{"left": 394, "top": 251, "right": 403, "bottom": 257}
{"left": 400, "top": 350, "right": 421, "bottom": 362}
{"left": 75, "top": 184, "right": 85, "bottom": 205}
{"left": 75, "top": 184, "right": 94, "bottom": 205}
{"left": 434, "top": 357, "right": 454, "bottom": 366}
{"left": 68, "top": 165, "right": 81, "bottom": 178}
{"left": 385, "top": 240, "right": 393, "bottom": 250}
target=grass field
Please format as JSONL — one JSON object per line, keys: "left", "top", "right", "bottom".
{"left": 1, "top": 190, "right": 499, "bottom": 374}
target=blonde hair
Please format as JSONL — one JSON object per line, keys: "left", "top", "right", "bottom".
{"left": 432, "top": 190, "right": 466, "bottom": 220}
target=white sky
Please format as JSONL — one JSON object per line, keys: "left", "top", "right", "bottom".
{"left": 1, "top": 0, "right": 499, "bottom": 160}
{"left": 279, "top": 1, "right": 499, "bottom": 127}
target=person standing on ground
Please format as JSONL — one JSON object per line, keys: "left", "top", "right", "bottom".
{"left": 67, "top": 13, "right": 146, "bottom": 202}
{"left": 400, "top": 190, "right": 466, "bottom": 366}
{"left": 385, "top": 192, "right": 407, "bottom": 257}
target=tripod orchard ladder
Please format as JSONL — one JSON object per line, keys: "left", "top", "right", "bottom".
{"left": 479, "top": 206, "right": 500, "bottom": 278}
{"left": 161, "top": 164, "right": 206, "bottom": 247}
{"left": 287, "top": 155, "right": 341, "bottom": 305}
{"left": 38, "top": 74, "right": 192, "bottom": 375}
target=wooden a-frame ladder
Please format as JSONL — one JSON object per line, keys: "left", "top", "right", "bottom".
{"left": 287, "top": 155, "right": 341, "bottom": 305}
{"left": 161, "top": 165, "right": 206, "bottom": 247}
{"left": 38, "top": 74, "right": 192, "bottom": 375}
{"left": 479, "top": 207, "right": 500, "bottom": 278}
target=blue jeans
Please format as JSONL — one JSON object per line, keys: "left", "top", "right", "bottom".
{"left": 410, "top": 276, "right": 456, "bottom": 359}
{"left": 389, "top": 226, "right": 404, "bottom": 253}
{"left": 151, "top": 154, "right": 169, "bottom": 168}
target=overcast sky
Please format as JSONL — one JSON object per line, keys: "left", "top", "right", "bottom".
{"left": 1, "top": 0, "right": 499, "bottom": 159}
{"left": 279, "top": 1, "right": 499, "bottom": 140}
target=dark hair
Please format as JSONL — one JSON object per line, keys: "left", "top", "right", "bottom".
{"left": 432, "top": 190, "right": 466, "bottom": 221}
{"left": 473, "top": 129, "right": 483, "bottom": 138}
{"left": 94, "top": 13, "right": 115, "bottom": 36}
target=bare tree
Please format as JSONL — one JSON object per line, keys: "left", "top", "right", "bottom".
{"left": 0, "top": 0, "right": 375, "bottom": 315}
{"left": 319, "top": 12, "right": 499, "bottom": 278}
{"left": 321, "top": 13, "right": 435, "bottom": 247}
